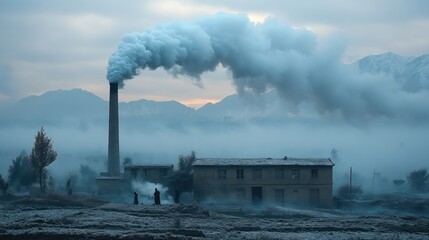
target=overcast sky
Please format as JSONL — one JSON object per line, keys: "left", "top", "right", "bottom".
{"left": 1, "top": 0, "right": 428, "bottom": 108}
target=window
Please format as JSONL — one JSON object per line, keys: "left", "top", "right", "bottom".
{"left": 311, "top": 169, "right": 318, "bottom": 179}
{"left": 218, "top": 169, "right": 226, "bottom": 179}
{"left": 291, "top": 169, "right": 300, "bottom": 180}
{"left": 143, "top": 169, "right": 149, "bottom": 177}
{"left": 275, "top": 169, "right": 285, "bottom": 179}
{"left": 253, "top": 169, "right": 262, "bottom": 179}
{"left": 274, "top": 189, "right": 284, "bottom": 206}
{"left": 236, "top": 169, "right": 244, "bottom": 179}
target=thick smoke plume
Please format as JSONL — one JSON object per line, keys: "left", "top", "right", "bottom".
{"left": 107, "top": 13, "right": 429, "bottom": 121}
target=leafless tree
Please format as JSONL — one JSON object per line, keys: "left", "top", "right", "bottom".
{"left": 0, "top": 175, "right": 8, "bottom": 196}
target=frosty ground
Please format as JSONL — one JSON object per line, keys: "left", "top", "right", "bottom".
{"left": 1, "top": 195, "right": 429, "bottom": 240}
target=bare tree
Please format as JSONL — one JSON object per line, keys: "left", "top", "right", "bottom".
{"left": 29, "top": 127, "right": 57, "bottom": 194}
{"left": 407, "top": 168, "right": 429, "bottom": 192}
{"left": 178, "top": 151, "right": 196, "bottom": 174}
{"left": 0, "top": 175, "right": 8, "bottom": 196}
{"left": 167, "top": 151, "right": 196, "bottom": 202}
{"left": 330, "top": 148, "right": 339, "bottom": 163}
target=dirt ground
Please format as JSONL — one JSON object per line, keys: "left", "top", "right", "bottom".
{"left": 1, "top": 195, "right": 429, "bottom": 240}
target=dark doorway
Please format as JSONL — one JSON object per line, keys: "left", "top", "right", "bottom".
{"left": 251, "top": 186, "right": 262, "bottom": 207}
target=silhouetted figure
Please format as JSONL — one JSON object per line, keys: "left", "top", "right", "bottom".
{"left": 154, "top": 188, "right": 161, "bottom": 205}
{"left": 133, "top": 192, "right": 139, "bottom": 205}
{"left": 66, "top": 179, "right": 72, "bottom": 195}
{"left": 174, "top": 190, "right": 180, "bottom": 204}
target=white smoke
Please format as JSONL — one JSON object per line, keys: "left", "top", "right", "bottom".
{"left": 131, "top": 181, "right": 172, "bottom": 204}
{"left": 107, "top": 13, "right": 429, "bottom": 122}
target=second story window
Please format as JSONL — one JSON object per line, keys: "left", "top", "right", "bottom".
{"left": 253, "top": 169, "right": 262, "bottom": 179}
{"left": 291, "top": 169, "right": 300, "bottom": 180}
{"left": 311, "top": 169, "right": 318, "bottom": 179}
{"left": 236, "top": 169, "right": 244, "bottom": 179}
{"left": 218, "top": 169, "right": 226, "bottom": 179}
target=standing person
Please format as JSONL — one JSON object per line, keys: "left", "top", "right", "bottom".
{"left": 133, "top": 192, "right": 139, "bottom": 205}
{"left": 154, "top": 188, "right": 161, "bottom": 205}
{"left": 174, "top": 190, "right": 180, "bottom": 204}
{"left": 66, "top": 178, "right": 72, "bottom": 195}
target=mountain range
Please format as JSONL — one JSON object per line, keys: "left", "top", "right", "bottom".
{"left": 356, "top": 52, "right": 429, "bottom": 92}
{"left": 0, "top": 52, "right": 428, "bottom": 129}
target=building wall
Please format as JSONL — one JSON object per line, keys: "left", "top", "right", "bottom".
{"left": 96, "top": 177, "right": 130, "bottom": 195}
{"left": 193, "top": 166, "right": 333, "bottom": 208}
{"left": 124, "top": 166, "right": 173, "bottom": 185}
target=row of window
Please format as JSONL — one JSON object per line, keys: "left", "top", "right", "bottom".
{"left": 129, "top": 168, "right": 169, "bottom": 178}
{"left": 217, "top": 168, "right": 318, "bottom": 180}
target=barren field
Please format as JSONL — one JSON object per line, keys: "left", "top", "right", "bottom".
{"left": 1, "top": 195, "right": 429, "bottom": 240}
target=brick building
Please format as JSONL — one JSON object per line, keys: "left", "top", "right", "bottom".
{"left": 193, "top": 158, "right": 334, "bottom": 208}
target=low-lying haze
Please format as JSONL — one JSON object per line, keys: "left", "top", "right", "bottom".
{"left": 0, "top": 2, "right": 428, "bottom": 197}
{"left": 0, "top": 87, "right": 428, "bottom": 194}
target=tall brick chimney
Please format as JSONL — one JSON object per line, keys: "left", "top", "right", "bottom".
{"left": 108, "top": 82, "right": 120, "bottom": 176}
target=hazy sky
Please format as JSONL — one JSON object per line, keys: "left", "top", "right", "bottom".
{"left": 0, "top": 0, "right": 428, "bottom": 107}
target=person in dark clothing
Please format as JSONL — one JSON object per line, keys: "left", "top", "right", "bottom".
{"left": 154, "top": 188, "right": 161, "bottom": 205}
{"left": 133, "top": 192, "right": 139, "bottom": 205}
{"left": 66, "top": 179, "right": 72, "bottom": 195}
{"left": 174, "top": 190, "right": 180, "bottom": 204}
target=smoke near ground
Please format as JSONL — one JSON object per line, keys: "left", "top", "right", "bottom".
{"left": 131, "top": 181, "right": 171, "bottom": 205}
{"left": 107, "top": 13, "right": 429, "bottom": 122}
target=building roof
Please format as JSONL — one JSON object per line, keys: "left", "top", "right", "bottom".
{"left": 193, "top": 158, "right": 334, "bottom": 167}
{"left": 124, "top": 164, "right": 173, "bottom": 169}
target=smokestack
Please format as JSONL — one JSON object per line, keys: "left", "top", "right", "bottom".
{"left": 108, "top": 82, "right": 120, "bottom": 176}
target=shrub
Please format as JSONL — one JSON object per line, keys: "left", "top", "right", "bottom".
{"left": 407, "top": 168, "right": 428, "bottom": 192}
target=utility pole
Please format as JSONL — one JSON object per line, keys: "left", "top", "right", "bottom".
{"left": 372, "top": 169, "right": 380, "bottom": 194}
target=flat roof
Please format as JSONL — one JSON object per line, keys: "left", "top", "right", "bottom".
{"left": 124, "top": 164, "right": 173, "bottom": 169}
{"left": 193, "top": 158, "right": 334, "bottom": 167}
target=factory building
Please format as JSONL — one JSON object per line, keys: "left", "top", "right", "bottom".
{"left": 193, "top": 157, "right": 334, "bottom": 208}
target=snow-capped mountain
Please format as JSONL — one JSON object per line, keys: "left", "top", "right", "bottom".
{"left": 356, "top": 52, "right": 414, "bottom": 78}
{"left": 401, "top": 54, "right": 429, "bottom": 92}
{"left": 356, "top": 52, "right": 429, "bottom": 92}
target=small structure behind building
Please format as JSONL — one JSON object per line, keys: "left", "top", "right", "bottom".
{"left": 193, "top": 157, "right": 334, "bottom": 208}
{"left": 124, "top": 164, "right": 173, "bottom": 185}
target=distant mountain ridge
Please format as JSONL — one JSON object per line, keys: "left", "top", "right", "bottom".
{"left": 0, "top": 52, "right": 428, "bottom": 129}
{"left": 355, "top": 52, "right": 429, "bottom": 92}
{"left": 0, "top": 88, "right": 195, "bottom": 128}
{"left": 0, "top": 89, "right": 107, "bottom": 126}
